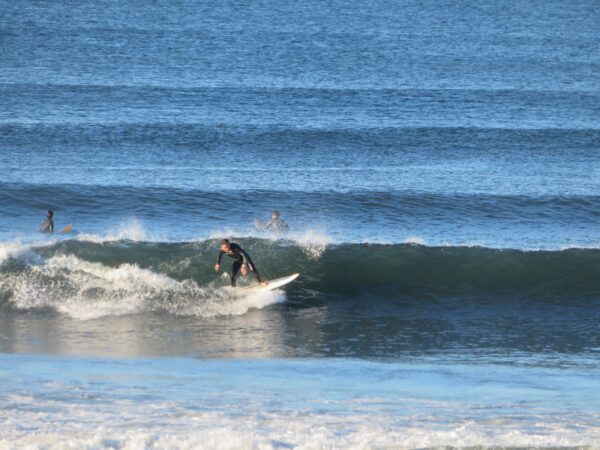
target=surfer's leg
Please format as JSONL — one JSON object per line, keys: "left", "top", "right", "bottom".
{"left": 245, "top": 258, "right": 262, "bottom": 283}
{"left": 230, "top": 261, "right": 242, "bottom": 287}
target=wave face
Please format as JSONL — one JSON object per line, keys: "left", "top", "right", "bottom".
{"left": 2, "top": 239, "right": 599, "bottom": 317}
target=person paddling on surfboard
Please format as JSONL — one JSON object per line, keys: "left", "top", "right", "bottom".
{"left": 215, "top": 239, "right": 268, "bottom": 287}
{"left": 255, "top": 211, "right": 289, "bottom": 232}
{"left": 40, "top": 210, "right": 54, "bottom": 233}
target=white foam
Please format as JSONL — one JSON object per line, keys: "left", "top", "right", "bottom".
{"left": 0, "top": 240, "right": 29, "bottom": 265}
{"left": 207, "top": 225, "right": 333, "bottom": 260}
{"left": 287, "top": 228, "right": 332, "bottom": 260}
{"left": 559, "top": 242, "right": 600, "bottom": 251}
{"left": 2, "top": 254, "right": 286, "bottom": 320}
{"left": 0, "top": 239, "right": 46, "bottom": 266}
{"left": 403, "top": 235, "right": 427, "bottom": 245}
{"left": 76, "top": 218, "right": 161, "bottom": 243}
{"left": 114, "top": 218, "right": 152, "bottom": 241}
{"left": 207, "top": 226, "right": 255, "bottom": 241}
{"left": 1, "top": 393, "right": 599, "bottom": 449}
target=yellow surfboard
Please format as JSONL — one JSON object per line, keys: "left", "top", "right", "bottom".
{"left": 60, "top": 223, "right": 73, "bottom": 233}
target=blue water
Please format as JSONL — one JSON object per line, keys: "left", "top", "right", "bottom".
{"left": 2, "top": 354, "right": 600, "bottom": 448}
{"left": 1, "top": 0, "right": 600, "bottom": 447}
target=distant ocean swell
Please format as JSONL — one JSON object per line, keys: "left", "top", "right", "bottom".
{"left": 2, "top": 84, "right": 600, "bottom": 127}
{"left": 1, "top": 239, "right": 599, "bottom": 319}
{"left": 3, "top": 182, "right": 600, "bottom": 224}
{"left": 3, "top": 123, "right": 600, "bottom": 143}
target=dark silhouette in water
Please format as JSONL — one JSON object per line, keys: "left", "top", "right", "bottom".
{"left": 39, "top": 210, "right": 54, "bottom": 233}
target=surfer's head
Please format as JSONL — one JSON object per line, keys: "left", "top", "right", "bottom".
{"left": 46, "top": 210, "right": 54, "bottom": 218}
{"left": 220, "top": 239, "right": 231, "bottom": 252}
{"left": 271, "top": 211, "right": 280, "bottom": 219}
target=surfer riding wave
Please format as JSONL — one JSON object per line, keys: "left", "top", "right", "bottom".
{"left": 215, "top": 239, "right": 268, "bottom": 287}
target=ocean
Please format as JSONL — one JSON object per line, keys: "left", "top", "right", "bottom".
{"left": 1, "top": 0, "right": 600, "bottom": 448}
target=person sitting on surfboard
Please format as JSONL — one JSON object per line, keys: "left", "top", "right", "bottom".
{"left": 215, "top": 239, "right": 268, "bottom": 287}
{"left": 255, "top": 211, "right": 289, "bottom": 232}
{"left": 40, "top": 210, "right": 54, "bottom": 233}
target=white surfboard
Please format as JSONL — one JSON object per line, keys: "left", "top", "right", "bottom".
{"left": 244, "top": 273, "right": 299, "bottom": 293}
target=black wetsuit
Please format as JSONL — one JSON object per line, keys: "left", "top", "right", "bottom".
{"left": 217, "top": 243, "right": 262, "bottom": 287}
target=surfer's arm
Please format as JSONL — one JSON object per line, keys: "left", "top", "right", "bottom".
{"left": 215, "top": 251, "right": 224, "bottom": 270}
{"left": 258, "top": 218, "right": 272, "bottom": 230}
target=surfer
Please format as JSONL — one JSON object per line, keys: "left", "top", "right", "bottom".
{"left": 255, "top": 211, "right": 289, "bottom": 232}
{"left": 40, "top": 210, "right": 54, "bottom": 233}
{"left": 215, "top": 239, "right": 268, "bottom": 287}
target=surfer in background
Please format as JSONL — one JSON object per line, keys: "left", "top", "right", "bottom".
{"left": 215, "top": 239, "right": 268, "bottom": 287}
{"left": 40, "top": 210, "right": 54, "bottom": 233}
{"left": 255, "top": 210, "right": 289, "bottom": 232}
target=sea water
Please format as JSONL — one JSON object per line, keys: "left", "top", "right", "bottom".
{"left": 1, "top": 0, "right": 600, "bottom": 448}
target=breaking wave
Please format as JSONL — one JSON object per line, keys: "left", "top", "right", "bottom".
{"left": 1, "top": 237, "right": 599, "bottom": 319}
